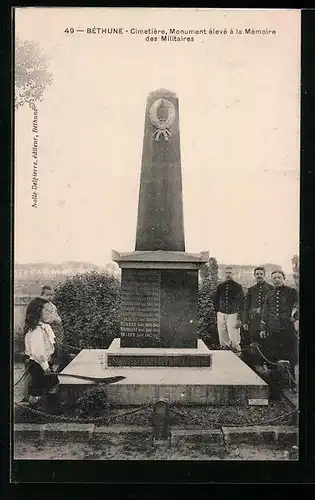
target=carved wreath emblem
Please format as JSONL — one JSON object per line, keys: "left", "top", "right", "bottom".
{"left": 149, "top": 98, "right": 176, "bottom": 141}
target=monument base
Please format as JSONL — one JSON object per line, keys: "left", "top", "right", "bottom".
{"left": 59, "top": 341, "right": 268, "bottom": 406}
{"left": 112, "top": 251, "right": 209, "bottom": 349}
{"left": 107, "top": 338, "right": 211, "bottom": 367}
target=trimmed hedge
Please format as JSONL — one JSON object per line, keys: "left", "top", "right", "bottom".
{"left": 14, "top": 268, "right": 221, "bottom": 356}
{"left": 53, "top": 271, "right": 121, "bottom": 350}
{"left": 197, "top": 277, "right": 219, "bottom": 349}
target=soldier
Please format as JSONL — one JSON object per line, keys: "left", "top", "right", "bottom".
{"left": 259, "top": 270, "right": 298, "bottom": 399}
{"left": 242, "top": 267, "right": 273, "bottom": 365}
{"left": 214, "top": 266, "right": 245, "bottom": 355}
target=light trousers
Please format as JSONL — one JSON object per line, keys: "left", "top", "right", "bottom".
{"left": 217, "top": 312, "right": 241, "bottom": 353}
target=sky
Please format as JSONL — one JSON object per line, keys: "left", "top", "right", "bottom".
{"left": 14, "top": 8, "right": 300, "bottom": 273}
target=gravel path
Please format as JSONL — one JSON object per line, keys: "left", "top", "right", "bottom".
{"left": 14, "top": 440, "right": 292, "bottom": 461}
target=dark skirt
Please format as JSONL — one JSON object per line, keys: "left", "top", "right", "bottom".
{"left": 28, "top": 360, "right": 59, "bottom": 397}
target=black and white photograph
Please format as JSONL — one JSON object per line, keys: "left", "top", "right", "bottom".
{"left": 13, "top": 7, "right": 300, "bottom": 462}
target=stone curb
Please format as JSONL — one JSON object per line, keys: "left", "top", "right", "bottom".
{"left": 14, "top": 424, "right": 298, "bottom": 446}
{"left": 14, "top": 423, "right": 94, "bottom": 442}
{"left": 172, "top": 429, "right": 224, "bottom": 445}
{"left": 222, "top": 426, "right": 298, "bottom": 445}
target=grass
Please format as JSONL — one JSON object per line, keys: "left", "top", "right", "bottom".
{"left": 13, "top": 439, "right": 295, "bottom": 461}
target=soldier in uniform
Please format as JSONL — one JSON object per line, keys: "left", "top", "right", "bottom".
{"left": 242, "top": 267, "right": 273, "bottom": 366}
{"left": 259, "top": 270, "right": 298, "bottom": 399}
{"left": 214, "top": 266, "right": 245, "bottom": 355}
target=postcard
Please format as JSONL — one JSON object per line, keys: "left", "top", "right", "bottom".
{"left": 13, "top": 8, "right": 300, "bottom": 464}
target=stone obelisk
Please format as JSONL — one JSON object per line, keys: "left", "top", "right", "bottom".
{"left": 112, "top": 89, "right": 208, "bottom": 349}
{"left": 62, "top": 89, "right": 268, "bottom": 408}
{"left": 135, "top": 89, "right": 185, "bottom": 251}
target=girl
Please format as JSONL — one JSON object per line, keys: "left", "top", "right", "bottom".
{"left": 24, "top": 297, "right": 59, "bottom": 408}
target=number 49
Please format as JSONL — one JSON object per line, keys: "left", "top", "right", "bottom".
{"left": 65, "top": 28, "right": 75, "bottom": 34}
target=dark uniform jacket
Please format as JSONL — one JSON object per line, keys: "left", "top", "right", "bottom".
{"left": 260, "top": 285, "right": 298, "bottom": 332}
{"left": 259, "top": 285, "right": 298, "bottom": 365}
{"left": 214, "top": 280, "right": 245, "bottom": 319}
{"left": 243, "top": 281, "right": 273, "bottom": 341}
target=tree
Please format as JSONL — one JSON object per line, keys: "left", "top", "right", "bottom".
{"left": 197, "top": 281, "right": 218, "bottom": 349}
{"left": 199, "top": 262, "right": 210, "bottom": 282}
{"left": 292, "top": 254, "right": 299, "bottom": 290}
{"left": 15, "top": 38, "right": 53, "bottom": 110}
{"left": 198, "top": 257, "right": 219, "bottom": 348}
{"left": 200, "top": 257, "right": 219, "bottom": 291}
{"left": 208, "top": 257, "right": 219, "bottom": 291}
{"left": 53, "top": 271, "right": 121, "bottom": 350}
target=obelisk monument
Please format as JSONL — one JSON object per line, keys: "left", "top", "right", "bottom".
{"left": 112, "top": 89, "right": 208, "bottom": 349}
{"left": 60, "top": 89, "right": 268, "bottom": 407}
{"left": 135, "top": 89, "right": 185, "bottom": 252}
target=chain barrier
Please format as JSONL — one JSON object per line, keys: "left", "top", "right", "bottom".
{"left": 251, "top": 344, "right": 278, "bottom": 367}
{"left": 260, "top": 408, "right": 299, "bottom": 425}
{"left": 14, "top": 337, "right": 298, "bottom": 425}
{"left": 170, "top": 407, "right": 209, "bottom": 429}
{"left": 14, "top": 366, "right": 30, "bottom": 387}
{"left": 14, "top": 401, "right": 151, "bottom": 425}
{"left": 241, "top": 343, "right": 277, "bottom": 366}
{"left": 14, "top": 401, "right": 108, "bottom": 423}
{"left": 171, "top": 406, "right": 299, "bottom": 427}
{"left": 285, "top": 368, "right": 298, "bottom": 387}
{"left": 108, "top": 405, "right": 151, "bottom": 422}
{"left": 242, "top": 343, "right": 298, "bottom": 391}
{"left": 14, "top": 400, "right": 298, "bottom": 427}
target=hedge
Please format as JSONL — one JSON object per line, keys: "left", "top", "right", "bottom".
{"left": 53, "top": 271, "right": 121, "bottom": 350}
{"left": 14, "top": 270, "right": 220, "bottom": 357}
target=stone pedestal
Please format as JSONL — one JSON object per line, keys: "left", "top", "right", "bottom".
{"left": 107, "top": 339, "right": 212, "bottom": 367}
{"left": 59, "top": 348, "right": 269, "bottom": 406}
{"left": 113, "top": 250, "right": 208, "bottom": 349}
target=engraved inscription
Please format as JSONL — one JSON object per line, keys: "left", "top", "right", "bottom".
{"left": 120, "top": 269, "right": 161, "bottom": 339}
{"left": 108, "top": 355, "right": 212, "bottom": 367}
